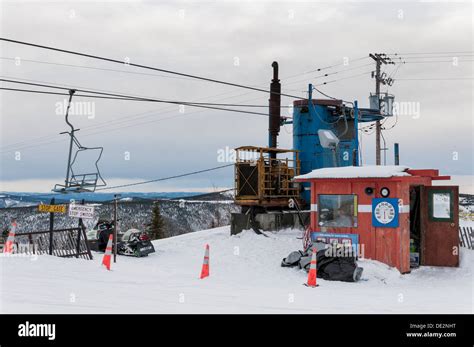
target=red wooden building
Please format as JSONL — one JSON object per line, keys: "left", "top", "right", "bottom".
{"left": 294, "top": 166, "right": 459, "bottom": 273}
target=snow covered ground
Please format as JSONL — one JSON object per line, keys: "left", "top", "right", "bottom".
{"left": 1, "top": 226, "right": 472, "bottom": 314}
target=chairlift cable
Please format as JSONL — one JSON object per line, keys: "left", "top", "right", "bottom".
{"left": 96, "top": 164, "right": 234, "bottom": 191}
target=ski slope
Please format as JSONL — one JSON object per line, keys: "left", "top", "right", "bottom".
{"left": 0, "top": 227, "right": 472, "bottom": 313}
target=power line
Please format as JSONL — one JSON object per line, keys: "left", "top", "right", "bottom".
{"left": 286, "top": 62, "right": 374, "bottom": 87}
{"left": 314, "top": 70, "right": 372, "bottom": 86}
{"left": 0, "top": 56, "right": 344, "bottom": 86}
{"left": 305, "top": 56, "right": 369, "bottom": 73}
{"left": 0, "top": 44, "right": 312, "bottom": 154}
{"left": 0, "top": 56, "right": 195, "bottom": 81}
{"left": 0, "top": 85, "right": 291, "bottom": 108}
{"left": 395, "top": 59, "right": 474, "bottom": 64}
{"left": 2, "top": 54, "right": 309, "bottom": 101}
{"left": 0, "top": 68, "right": 276, "bottom": 151}
{"left": 400, "top": 56, "right": 474, "bottom": 61}
{"left": 387, "top": 51, "right": 474, "bottom": 56}
{"left": 1, "top": 81, "right": 290, "bottom": 153}
{"left": 0, "top": 38, "right": 302, "bottom": 99}
{"left": 394, "top": 77, "right": 473, "bottom": 81}
{"left": 0, "top": 76, "right": 276, "bottom": 153}
{"left": 96, "top": 163, "right": 234, "bottom": 191}
{"left": 0, "top": 54, "right": 373, "bottom": 95}
{"left": 0, "top": 55, "right": 306, "bottom": 100}
{"left": 313, "top": 62, "right": 373, "bottom": 79}
{"left": 312, "top": 86, "right": 340, "bottom": 101}
{"left": 388, "top": 54, "right": 474, "bottom": 60}
{"left": 0, "top": 78, "right": 271, "bottom": 117}
{"left": 0, "top": 89, "right": 283, "bottom": 154}
{"left": 0, "top": 87, "right": 155, "bottom": 101}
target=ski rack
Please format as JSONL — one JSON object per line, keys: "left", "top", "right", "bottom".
{"left": 52, "top": 89, "right": 106, "bottom": 193}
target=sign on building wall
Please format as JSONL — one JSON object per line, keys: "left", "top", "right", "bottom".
{"left": 372, "top": 198, "right": 399, "bottom": 228}
{"left": 311, "top": 232, "right": 359, "bottom": 256}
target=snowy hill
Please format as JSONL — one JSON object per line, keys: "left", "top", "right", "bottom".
{"left": 0, "top": 227, "right": 472, "bottom": 314}
{"left": 0, "top": 200, "right": 239, "bottom": 237}
{"left": 0, "top": 191, "right": 229, "bottom": 208}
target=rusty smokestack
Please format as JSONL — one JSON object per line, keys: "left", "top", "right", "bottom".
{"left": 268, "top": 61, "right": 281, "bottom": 159}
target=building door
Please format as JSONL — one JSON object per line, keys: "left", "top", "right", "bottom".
{"left": 420, "top": 186, "right": 459, "bottom": 267}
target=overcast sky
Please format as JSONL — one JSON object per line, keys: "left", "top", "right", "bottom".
{"left": 0, "top": 0, "right": 472, "bottom": 193}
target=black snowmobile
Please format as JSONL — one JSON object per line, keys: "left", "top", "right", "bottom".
{"left": 96, "top": 221, "right": 155, "bottom": 257}
{"left": 117, "top": 229, "right": 155, "bottom": 257}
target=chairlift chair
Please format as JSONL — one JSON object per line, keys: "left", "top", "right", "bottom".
{"left": 52, "top": 89, "right": 106, "bottom": 193}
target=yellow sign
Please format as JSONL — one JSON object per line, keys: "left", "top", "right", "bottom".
{"left": 38, "top": 204, "right": 67, "bottom": 213}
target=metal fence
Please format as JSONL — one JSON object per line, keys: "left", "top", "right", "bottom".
{"left": 459, "top": 226, "right": 473, "bottom": 250}
{"left": 12, "top": 226, "right": 93, "bottom": 260}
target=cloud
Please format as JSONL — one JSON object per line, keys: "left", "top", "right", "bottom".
{"left": 0, "top": 1, "right": 472, "bottom": 192}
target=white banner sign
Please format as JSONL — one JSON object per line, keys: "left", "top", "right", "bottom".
{"left": 68, "top": 204, "right": 95, "bottom": 219}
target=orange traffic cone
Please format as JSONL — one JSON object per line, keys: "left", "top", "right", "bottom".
{"left": 199, "top": 244, "right": 210, "bottom": 279}
{"left": 304, "top": 247, "right": 319, "bottom": 287}
{"left": 3, "top": 221, "right": 17, "bottom": 254}
{"left": 102, "top": 234, "right": 113, "bottom": 271}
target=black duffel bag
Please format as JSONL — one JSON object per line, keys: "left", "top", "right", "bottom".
{"left": 282, "top": 242, "right": 363, "bottom": 282}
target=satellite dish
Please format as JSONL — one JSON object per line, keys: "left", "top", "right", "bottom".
{"left": 318, "top": 129, "right": 340, "bottom": 149}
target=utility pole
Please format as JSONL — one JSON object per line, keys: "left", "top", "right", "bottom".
{"left": 369, "top": 54, "right": 394, "bottom": 165}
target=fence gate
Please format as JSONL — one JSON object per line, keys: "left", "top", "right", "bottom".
{"left": 13, "top": 226, "right": 93, "bottom": 259}
{"left": 2, "top": 198, "right": 94, "bottom": 260}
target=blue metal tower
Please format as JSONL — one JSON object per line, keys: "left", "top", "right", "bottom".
{"left": 292, "top": 85, "right": 381, "bottom": 203}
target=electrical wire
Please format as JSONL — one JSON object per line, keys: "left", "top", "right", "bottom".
{"left": 394, "top": 59, "right": 474, "bottom": 64}
{"left": 0, "top": 99, "right": 265, "bottom": 155}
{"left": 0, "top": 86, "right": 292, "bottom": 108}
{"left": 381, "top": 114, "right": 398, "bottom": 131}
{"left": 313, "top": 62, "right": 373, "bottom": 79}
{"left": 386, "top": 51, "right": 474, "bottom": 56}
{"left": 0, "top": 54, "right": 309, "bottom": 114}
{"left": 285, "top": 62, "right": 374, "bottom": 87}
{"left": 0, "top": 65, "right": 287, "bottom": 151}
{"left": 0, "top": 82, "right": 288, "bottom": 153}
{"left": 96, "top": 164, "right": 234, "bottom": 191}
{"left": 314, "top": 70, "right": 373, "bottom": 86}
{"left": 0, "top": 54, "right": 378, "bottom": 153}
{"left": 0, "top": 54, "right": 371, "bottom": 93}
{"left": 388, "top": 54, "right": 474, "bottom": 60}
{"left": 0, "top": 89, "right": 281, "bottom": 155}
{"left": 0, "top": 79, "right": 271, "bottom": 117}
{"left": 394, "top": 77, "right": 473, "bottom": 81}
{"left": 0, "top": 56, "right": 198, "bottom": 81}
{"left": 0, "top": 38, "right": 302, "bottom": 99}
{"left": 305, "top": 56, "right": 369, "bottom": 73}
{"left": 0, "top": 77, "right": 299, "bottom": 153}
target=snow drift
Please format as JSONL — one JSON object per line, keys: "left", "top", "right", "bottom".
{"left": 0, "top": 227, "right": 472, "bottom": 313}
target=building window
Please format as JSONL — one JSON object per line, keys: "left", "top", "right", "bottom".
{"left": 429, "top": 190, "right": 454, "bottom": 221}
{"left": 318, "top": 194, "right": 358, "bottom": 228}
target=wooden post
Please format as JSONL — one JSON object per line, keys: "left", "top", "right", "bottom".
{"left": 49, "top": 197, "right": 55, "bottom": 255}
{"left": 81, "top": 218, "right": 93, "bottom": 260}
{"left": 76, "top": 199, "right": 84, "bottom": 258}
